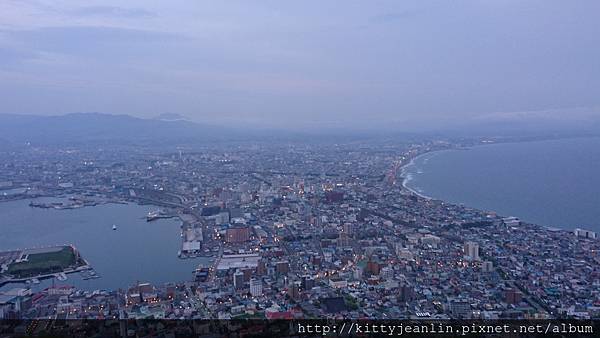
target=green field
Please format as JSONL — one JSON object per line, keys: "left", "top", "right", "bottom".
{"left": 7, "top": 246, "right": 79, "bottom": 278}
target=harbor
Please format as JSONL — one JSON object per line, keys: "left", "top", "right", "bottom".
{"left": 0, "top": 198, "right": 211, "bottom": 292}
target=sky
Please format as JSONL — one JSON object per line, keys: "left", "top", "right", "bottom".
{"left": 1, "top": 0, "right": 599, "bottom": 131}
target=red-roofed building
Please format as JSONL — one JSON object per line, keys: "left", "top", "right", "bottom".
{"left": 265, "top": 310, "right": 293, "bottom": 320}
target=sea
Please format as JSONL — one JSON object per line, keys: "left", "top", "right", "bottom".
{"left": 0, "top": 198, "right": 210, "bottom": 291}
{"left": 402, "top": 137, "right": 600, "bottom": 232}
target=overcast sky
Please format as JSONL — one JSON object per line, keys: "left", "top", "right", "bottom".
{"left": 1, "top": 1, "right": 599, "bottom": 131}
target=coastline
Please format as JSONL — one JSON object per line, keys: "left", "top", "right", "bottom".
{"left": 399, "top": 150, "right": 450, "bottom": 200}
{"left": 398, "top": 147, "right": 555, "bottom": 231}
{"left": 398, "top": 137, "right": 600, "bottom": 233}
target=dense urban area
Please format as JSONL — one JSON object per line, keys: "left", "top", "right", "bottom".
{"left": 1, "top": 137, "right": 599, "bottom": 325}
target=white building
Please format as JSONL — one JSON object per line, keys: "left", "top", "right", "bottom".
{"left": 502, "top": 216, "right": 521, "bottom": 227}
{"left": 575, "top": 228, "right": 597, "bottom": 239}
{"left": 250, "top": 278, "right": 263, "bottom": 297}
{"left": 329, "top": 278, "right": 348, "bottom": 289}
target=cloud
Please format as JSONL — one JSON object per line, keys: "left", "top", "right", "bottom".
{"left": 71, "top": 5, "right": 155, "bottom": 18}
{"left": 0, "top": 1, "right": 164, "bottom": 33}
{"left": 1, "top": 1, "right": 599, "bottom": 131}
{"left": 13, "top": 25, "right": 182, "bottom": 43}
{"left": 1, "top": 25, "right": 187, "bottom": 58}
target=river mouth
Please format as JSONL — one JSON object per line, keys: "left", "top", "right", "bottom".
{"left": 0, "top": 197, "right": 211, "bottom": 291}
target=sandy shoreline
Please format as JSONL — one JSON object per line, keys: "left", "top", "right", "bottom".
{"left": 399, "top": 151, "right": 440, "bottom": 200}
{"left": 399, "top": 147, "right": 471, "bottom": 200}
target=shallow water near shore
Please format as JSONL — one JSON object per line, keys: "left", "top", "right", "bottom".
{"left": 403, "top": 137, "right": 600, "bottom": 231}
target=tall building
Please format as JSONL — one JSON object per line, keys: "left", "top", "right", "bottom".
{"left": 337, "top": 233, "right": 349, "bottom": 247}
{"left": 241, "top": 268, "right": 253, "bottom": 282}
{"left": 256, "top": 259, "right": 266, "bottom": 276}
{"left": 301, "top": 275, "right": 315, "bottom": 290}
{"left": 504, "top": 288, "right": 523, "bottom": 304}
{"left": 353, "top": 266, "right": 364, "bottom": 280}
{"left": 342, "top": 223, "right": 354, "bottom": 236}
{"left": 250, "top": 278, "right": 263, "bottom": 297}
{"left": 290, "top": 281, "right": 302, "bottom": 301}
{"left": 481, "top": 261, "right": 494, "bottom": 273}
{"left": 398, "top": 284, "right": 414, "bottom": 302}
{"left": 463, "top": 241, "right": 480, "bottom": 261}
{"left": 275, "top": 261, "right": 289, "bottom": 275}
{"left": 233, "top": 271, "right": 244, "bottom": 290}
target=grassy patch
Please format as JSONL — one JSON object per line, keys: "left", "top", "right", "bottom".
{"left": 344, "top": 294, "right": 359, "bottom": 311}
{"left": 7, "top": 247, "right": 78, "bottom": 278}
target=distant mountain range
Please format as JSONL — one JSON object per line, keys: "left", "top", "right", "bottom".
{"left": 0, "top": 113, "right": 237, "bottom": 147}
{"left": 0, "top": 112, "right": 400, "bottom": 147}
{"left": 1, "top": 111, "right": 598, "bottom": 148}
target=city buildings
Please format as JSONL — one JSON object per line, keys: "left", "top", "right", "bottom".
{"left": 1, "top": 138, "right": 599, "bottom": 320}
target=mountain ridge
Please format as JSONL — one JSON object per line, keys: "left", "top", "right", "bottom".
{"left": 0, "top": 112, "right": 234, "bottom": 146}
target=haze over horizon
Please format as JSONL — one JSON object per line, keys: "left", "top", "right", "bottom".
{"left": 1, "top": 1, "right": 599, "bottom": 132}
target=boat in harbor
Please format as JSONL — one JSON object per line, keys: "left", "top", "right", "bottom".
{"left": 146, "top": 209, "right": 172, "bottom": 221}
{"left": 80, "top": 269, "right": 100, "bottom": 280}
